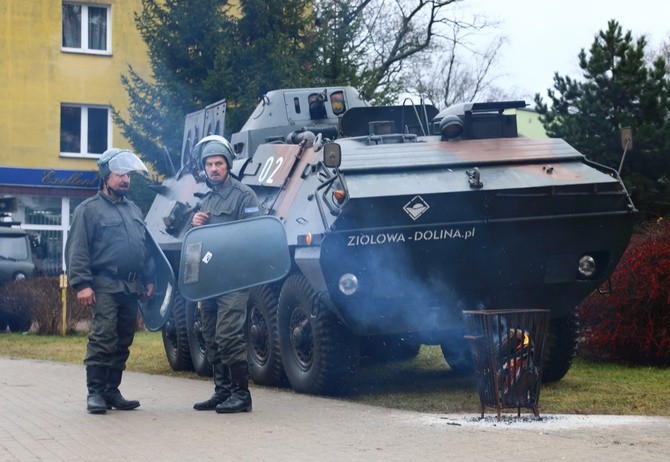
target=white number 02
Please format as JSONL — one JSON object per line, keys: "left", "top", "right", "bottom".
{"left": 258, "top": 156, "right": 284, "bottom": 184}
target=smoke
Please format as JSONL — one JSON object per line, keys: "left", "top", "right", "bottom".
{"left": 329, "top": 234, "right": 478, "bottom": 342}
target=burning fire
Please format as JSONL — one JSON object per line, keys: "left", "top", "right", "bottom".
{"left": 500, "top": 329, "right": 536, "bottom": 402}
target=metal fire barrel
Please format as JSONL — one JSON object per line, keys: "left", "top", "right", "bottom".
{"left": 463, "top": 309, "right": 550, "bottom": 420}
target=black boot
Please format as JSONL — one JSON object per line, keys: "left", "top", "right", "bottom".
{"left": 104, "top": 368, "right": 140, "bottom": 410}
{"left": 86, "top": 365, "right": 107, "bottom": 414}
{"left": 215, "top": 361, "right": 252, "bottom": 413}
{"left": 194, "top": 362, "right": 232, "bottom": 411}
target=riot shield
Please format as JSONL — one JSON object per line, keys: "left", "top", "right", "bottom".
{"left": 138, "top": 231, "right": 176, "bottom": 331}
{"left": 178, "top": 216, "right": 291, "bottom": 301}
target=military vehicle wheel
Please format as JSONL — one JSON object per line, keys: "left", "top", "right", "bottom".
{"left": 360, "top": 335, "right": 421, "bottom": 363}
{"left": 186, "top": 300, "right": 212, "bottom": 377}
{"left": 542, "top": 307, "right": 579, "bottom": 383}
{"left": 278, "top": 274, "right": 359, "bottom": 395}
{"left": 440, "top": 331, "right": 474, "bottom": 374}
{"left": 246, "top": 284, "right": 287, "bottom": 387}
{"left": 162, "top": 293, "right": 193, "bottom": 372}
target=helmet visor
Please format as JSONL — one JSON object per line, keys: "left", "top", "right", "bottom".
{"left": 107, "top": 151, "right": 149, "bottom": 176}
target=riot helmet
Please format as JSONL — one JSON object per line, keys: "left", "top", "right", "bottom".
{"left": 195, "top": 135, "right": 235, "bottom": 170}
{"left": 98, "top": 148, "right": 148, "bottom": 179}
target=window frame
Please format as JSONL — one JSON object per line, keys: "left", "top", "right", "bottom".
{"left": 61, "top": 2, "right": 112, "bottom": 55}
{"left": 60, "top": 103, "right": 112, "bottom": 159}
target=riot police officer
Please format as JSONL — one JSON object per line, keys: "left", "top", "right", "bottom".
{"left": 66, "top": 148, "right": 155, "bottom": 414}
{"left": 191, "top": 136, "right": 261, "bottom": 413}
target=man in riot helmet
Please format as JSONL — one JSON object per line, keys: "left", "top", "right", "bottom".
{"left": 66, "top": 148, "right": 156, "bottom": 414}
{"left": 191, "top": 135, "right": 261, "bottom": 414}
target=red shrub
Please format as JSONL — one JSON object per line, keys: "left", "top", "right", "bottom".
{"left": 579, "top": 218, "right": 670, "bottom": 365}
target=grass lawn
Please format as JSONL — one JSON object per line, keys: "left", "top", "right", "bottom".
{"left": 2, "top": 330, "right": 669, "bottom": 416}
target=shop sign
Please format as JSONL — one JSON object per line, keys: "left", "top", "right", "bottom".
{"left": 0, "top": 167, "right": 99, "bottom": 190}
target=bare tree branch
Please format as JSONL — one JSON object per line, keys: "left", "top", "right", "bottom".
{"left": 402, "top": 9, "right": 510, "bottom": 107}
{"left": 314, "top": 0, "right": 510, "bottom": 104}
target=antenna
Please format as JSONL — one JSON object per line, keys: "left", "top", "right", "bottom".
{"left": 163, "top": 146, "right": 176, "bottom": 177}
{"left": 617, "top": 127, "right": 633, "bottom": 178}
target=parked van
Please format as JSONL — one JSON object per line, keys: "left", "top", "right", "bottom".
{"left": 0, "top": 224, "right": 36, "bottom": 331}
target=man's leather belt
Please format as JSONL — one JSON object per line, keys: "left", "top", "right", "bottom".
{"left": 93, "top": 269, "right": 138, "bottom": 282}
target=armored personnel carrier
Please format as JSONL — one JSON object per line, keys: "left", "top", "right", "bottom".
{"left": 145, "top": 87, "right": 635, "bottom": 395}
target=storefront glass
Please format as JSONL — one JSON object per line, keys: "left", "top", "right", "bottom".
{"left": 2, "top": 195, "right": 93, "bottom": 275}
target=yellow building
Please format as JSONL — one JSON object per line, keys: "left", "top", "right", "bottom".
{"left": 0, "top": 0, "right": 151, "bottom": 273}
{"left": 511, "top": 107, "right": 548, "bottom": 139}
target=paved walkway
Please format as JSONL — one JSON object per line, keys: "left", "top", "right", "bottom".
{"left": 1, "top": 356, "right": 669, "bottom": 461}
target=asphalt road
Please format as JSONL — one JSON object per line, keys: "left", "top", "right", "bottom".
{"left": 1, "top": 357, "right": 669, "bottom": 461}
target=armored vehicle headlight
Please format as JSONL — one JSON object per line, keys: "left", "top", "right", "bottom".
{"left": 338, "top": 273, "right": 359, "bottom": 296}
{"left": 578, "top": 255, "right": 596, "bottom": 277}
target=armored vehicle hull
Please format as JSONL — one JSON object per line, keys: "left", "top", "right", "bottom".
{"left": 146, "top": 88, "right": 634, "bottom": 394}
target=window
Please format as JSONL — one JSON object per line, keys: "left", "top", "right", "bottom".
{"left": 330, "top": 91, "right": 346, "bottom": 115}
{"left": 0, "top": 234, "right": 30, "bottom": 261}
{"left": 62, "top": 3, "right": 111, "bottom": 54}
{"left": 308, "top": 93, "right": 327, "bottom": 120}
{"left": 23, "top": 196, "right": 63, "bottom": 226}
{"left": 9, "top": 196, "right": 84, "bottom": 276}
{"left": 60, "top": 104, "right": 111, "bottom": 157}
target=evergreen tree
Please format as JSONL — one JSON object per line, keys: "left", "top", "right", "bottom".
{"left": 535, "top": 20, "right": 670, "bottom": 219}
{"left": 310, "top": 1, "right": 370, "bottom": 94}
{"left": 115, "top": 0, "right": 469, "bottom": 175}
{"left": 206, "top": 0, "right": 317, "bottom": 131}
{"left": 113, "top": 0, "right": 232, "bottom": 174}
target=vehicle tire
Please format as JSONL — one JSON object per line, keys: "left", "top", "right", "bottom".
{"left": 440, "top": 330, "right": 474, "bottom": 374}
{"left": 278, "top": 273, "right": 359, "bottom": 395}
{"left": 187, "top": 300, "right": 212, "bottom": 377}
{"left": 6, "top": 311, "right": 32, "bottom": 333}
{"left": 161, "top": 292, "right": 194, "bottom": 372}
{"left": 360, "top": 335, "right": 421, "bottom": 363}
{"left": 542, "top": 307, "right": 579, "bottom": 383}
{"left": 246, "top": 284, "right": 287, "bottom": 387}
